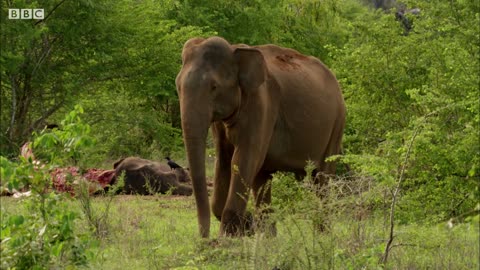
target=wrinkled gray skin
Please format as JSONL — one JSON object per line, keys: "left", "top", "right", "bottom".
{"left": 112, "top": 157, "right": 192, "bottom": 196}
{"left": 176, "top": 37, "right": 346, "bottom": 237}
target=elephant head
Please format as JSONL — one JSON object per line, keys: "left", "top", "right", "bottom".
{"left": 174, "top": 167, "right": 191, "bottom": 183}
{"left": 176, "top": 37, "right": 266, "bottom": 237}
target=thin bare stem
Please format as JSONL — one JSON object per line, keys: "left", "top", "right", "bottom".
{"left": 380, "top": 127, "right": 421, "bottom": 265}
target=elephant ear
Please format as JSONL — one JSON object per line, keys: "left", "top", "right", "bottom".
{"left": 234, "top": 48, "right": 266, "bottom": 92}
{"left": 182, "top": 37, "right": 205, "bottom": 63}
{"left": 113, "top": 158, "right": 125, "bottom": 169}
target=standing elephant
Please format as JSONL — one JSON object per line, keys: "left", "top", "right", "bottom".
{"left": 176, "top": 37, "right": 346, "bottom": 237}
{"left": 112, "top": 157, "right": 192, "bottom": 196}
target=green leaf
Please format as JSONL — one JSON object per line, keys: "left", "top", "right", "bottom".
{"left": 10, "top": 215, "right": 25, "bottom": 226}
{"left": 52, "top": 242, "right": 65, "bottom": 257}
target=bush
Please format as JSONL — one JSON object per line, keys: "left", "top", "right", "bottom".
{"left": 0, "top": 105, "right": 98, "bottom": 269}
{"left": 333, "top": 0, "right": 479, "bottom": 224}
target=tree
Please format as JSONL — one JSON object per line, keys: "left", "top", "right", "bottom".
{"left": 71, "top": 0, "right": 211, "bottom": 161}
{"left": 333, "top": 0, "right": 479, "bottom": 223}
{"left": 1, "top": 0, "right": 115, "bottom": 157}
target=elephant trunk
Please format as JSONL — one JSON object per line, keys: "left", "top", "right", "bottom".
{"left": 181, "top": 110, "right": 210, "bottom": 238}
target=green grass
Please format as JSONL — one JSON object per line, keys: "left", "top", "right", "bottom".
{"left": 1, "top": 194, "right": 478, "bottom": 270}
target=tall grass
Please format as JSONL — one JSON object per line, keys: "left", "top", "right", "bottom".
{"left": 2, "top": 172, "right": 478, "bottom": 269}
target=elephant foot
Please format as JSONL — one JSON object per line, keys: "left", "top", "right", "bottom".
{"left": 220, "top": 210, "right": 253, "bottom": 237}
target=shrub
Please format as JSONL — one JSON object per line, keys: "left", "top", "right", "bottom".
{"left": 0, "top": 105, "right": 97, "bottom": 269}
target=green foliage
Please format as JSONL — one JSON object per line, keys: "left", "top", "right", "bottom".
{"left": 166, "top": 0, "right": 366, "bottom": 64}
{"left": 74, "top": 0, "right": 213, "bottom": 162}
{"left": 271, "top": 172, "right": 318, "bottom": 218}
{"left": 33, "top": 105, "right": 95, "bottom": 167}
{"left": 0, "top": 106, "right": 100, "bottom": 269}
{"left": 3, "top": 193, "right": 474, "bottom": 269}
{"left": 1, "top": 0, "right": 115, "bottom": 156}
{"left": 1, "top": 192, "right": 92, "bottom": 269}
{"left": 76, "top": 174, "right": 123, "bottom": 239}
{"left": 1, "top": 3, "right": 478, "bottom": 267}
{"left": 334, "top": 0, "right": 480, "bottom": 224}
{"left": 0, "top": 157, "right": 88, "bottom": 269}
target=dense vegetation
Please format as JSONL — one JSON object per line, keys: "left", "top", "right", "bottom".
{"left": 1, "top": 0, "right": 479, "bottom": 268}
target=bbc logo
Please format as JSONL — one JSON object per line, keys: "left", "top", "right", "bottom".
{"left": 8, "top": 9, "right": 45, "bottom": 20}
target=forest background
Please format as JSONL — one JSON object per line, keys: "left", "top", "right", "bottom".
{"left": 0, "top": 0, "right": 479, "bottom": 268}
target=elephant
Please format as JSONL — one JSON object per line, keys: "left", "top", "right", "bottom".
{"left": 111, "top": 157, "right": 192, "bottom": 196}
{"left": 175, "top": 36, "right": 346, "bottom": 237}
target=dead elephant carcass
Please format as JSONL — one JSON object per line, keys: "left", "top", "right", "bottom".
{"left": 112, "top": 157, "right": 192, "bottom": 196}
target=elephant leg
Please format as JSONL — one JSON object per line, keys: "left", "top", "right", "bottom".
{"left": 220, "top": 149, "right": 266, "bottom": 236}
{"left": 314, "top": 162, "right": 332, "bottom": 196}
{"left": 252, "top": 171, "right": 276, "bottom": 236}
{"left": 313, "top": 124, "right": 344, "bottom": 232}
{"left": 211, "top": 122, "right": 234, "bottom": 221}
{"left": 314, "top": 121, "right": 344, "bottom": 195}
{"left": 312, "top": 165, "right": 332, "bottom": 232}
